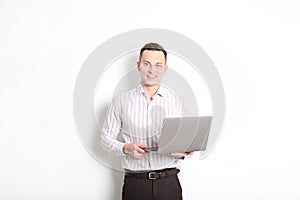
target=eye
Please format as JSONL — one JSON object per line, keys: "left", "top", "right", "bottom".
{"left": 156, "top": 64, "right": 163, "bottom": 68}
{"left": 143, "top": 62, "right": 150, "bottom": 67}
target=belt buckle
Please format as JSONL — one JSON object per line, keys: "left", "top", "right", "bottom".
{"left": 148, "top": 172, "right": 158, "bottom": 180}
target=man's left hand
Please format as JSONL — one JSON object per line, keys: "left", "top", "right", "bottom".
{"left": 170, "top": 152, "right": 194, "bottom": 158}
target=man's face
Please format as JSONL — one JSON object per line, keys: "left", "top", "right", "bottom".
{"left": 137, "top": 50, "right": 168, "bottom": 87}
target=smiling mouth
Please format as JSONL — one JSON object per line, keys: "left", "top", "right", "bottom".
{"left": 146, "top": 75, "right": 157, "bottom": 79}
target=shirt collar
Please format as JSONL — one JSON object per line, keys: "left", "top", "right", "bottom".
{"left": 136, "top": 84, "right": 166, "bottom": 97}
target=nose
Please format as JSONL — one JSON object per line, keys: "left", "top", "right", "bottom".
{"left": 147, "top": 65, "right": 155, "bottom": 73}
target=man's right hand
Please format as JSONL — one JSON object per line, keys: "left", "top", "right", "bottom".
{"left": 123, "top": 142, "right": 148, "bottom": 159}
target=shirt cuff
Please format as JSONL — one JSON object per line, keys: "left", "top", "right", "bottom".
{"left": 118, "top": 143, "right": 126, "bottom": 157}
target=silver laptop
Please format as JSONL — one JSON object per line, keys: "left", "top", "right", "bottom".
{"left": 144, "top": 116, "right": 212, "bottom": 154}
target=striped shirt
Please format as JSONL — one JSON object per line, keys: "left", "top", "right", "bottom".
{"left": 101, "top": 84, "right": 183, "bottom": 171}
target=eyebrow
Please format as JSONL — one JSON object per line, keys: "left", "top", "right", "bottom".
{"left": 141, "top": 60, "right": 164, "bottom": 64}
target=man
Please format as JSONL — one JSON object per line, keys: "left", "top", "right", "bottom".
{"left": 101, "top": 43, "right": 192, "bottom": 200}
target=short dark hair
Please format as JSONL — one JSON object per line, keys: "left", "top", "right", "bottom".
{"left": 139, "top": 43, "right": 167, "bottom": 63}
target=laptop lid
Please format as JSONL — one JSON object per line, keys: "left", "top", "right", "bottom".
{"left": 157, "top": 116, "right": 212, "bottom": 154}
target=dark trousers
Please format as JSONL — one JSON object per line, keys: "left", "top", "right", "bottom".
{"left": 122, "top": 173, "right": 182, "bottom": 200}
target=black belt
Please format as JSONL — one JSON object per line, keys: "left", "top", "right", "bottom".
{"left": 125, "top": 168, "right": 179, "bottom": 180}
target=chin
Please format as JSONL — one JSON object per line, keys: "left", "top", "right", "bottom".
{"left": 143, "top": 81, "right": 160, "bottom": 86}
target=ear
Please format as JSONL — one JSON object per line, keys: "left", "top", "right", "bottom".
{"left": 164, "top": 64, "right": 168, "bottom": 73}
{"left": 136, "top": 61, "right": 140, "bottom": 71}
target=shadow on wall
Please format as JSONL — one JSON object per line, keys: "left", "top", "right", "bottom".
{"left": 90, "top": 53, "right": 139, "bottom": 199}
{"left": 92, "top": 106, "right": 124, "bottom": 199}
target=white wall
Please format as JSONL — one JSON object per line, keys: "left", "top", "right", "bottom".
{"left": 1, "top": 1, "right": 300, "bottom": 199}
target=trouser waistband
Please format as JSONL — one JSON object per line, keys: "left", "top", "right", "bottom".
{"left": 125, "top": 168, "right": 179, "bottom": 180}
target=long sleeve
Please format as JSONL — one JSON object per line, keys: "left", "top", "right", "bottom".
{"left": 100, "top": 97, "right": 126, "bottom": 157}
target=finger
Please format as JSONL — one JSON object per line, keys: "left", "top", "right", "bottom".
{"left": 133, "top": 153, "right": 142, "bottom": 159}
{"left": 136, "top": 143, "right": 146, "bottom": 149}
{"left": 171, "top": 153, "right": 183, "bottom": 158}
{"left": 133, "top": 143, "right": 147, "bottom": 153}
{"left": 136, "top": 147, "right": 146, "bottom": 153}
{"left": 133, "top": 151, "right": 147, "bottom": 159}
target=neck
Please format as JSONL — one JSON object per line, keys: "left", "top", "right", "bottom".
{"left": 142, "top": 84, "right": 160, "bottom": 100}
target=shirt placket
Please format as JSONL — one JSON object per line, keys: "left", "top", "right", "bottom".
{"left": 146, "top": 97, "right": 152, "bottom": 169}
